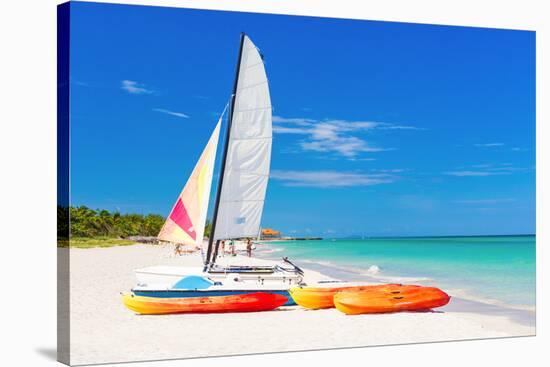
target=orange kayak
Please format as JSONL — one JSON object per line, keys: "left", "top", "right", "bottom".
{"left": 289, "top": 284, "right": 419, "bottom": 310}
{"left": 122, "top": 292, "right": 288, "bottom": 315}
{"left": 334, "top": 286, "right": 450, "bottom": 315}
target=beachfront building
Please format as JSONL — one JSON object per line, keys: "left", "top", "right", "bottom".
{"left": 261, "top": 228, "right": 281, "bottom": 239}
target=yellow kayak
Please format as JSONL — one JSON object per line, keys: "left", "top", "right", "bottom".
{"left": 289, "top": 284, "right": 409, "bottom": 310}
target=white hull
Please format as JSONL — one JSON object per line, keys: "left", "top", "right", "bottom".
{"left": 134, "top": 265, "right": 303, "bottom": 289}
{"left": 132, "top": 278, "right": 293, "bottom": 292}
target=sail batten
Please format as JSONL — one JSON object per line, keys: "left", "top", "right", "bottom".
{"left": 212, "top": 34, "right": 272, "bottom": 241}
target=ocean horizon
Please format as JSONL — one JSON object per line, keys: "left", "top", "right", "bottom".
{"left": 326, "top": 233, "right": 535, "bottom": 239}
{"left": 257, "top": 234, "right": 536, "bottom": 310}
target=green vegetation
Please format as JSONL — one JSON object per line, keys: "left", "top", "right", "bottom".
{"left": 69, "top": 206, "right": 165, "bottom": 238}
{"left": 204, "top": 219, "right": 212, "bottom": 239}
{"left": 57, "top": 205, "right": 165, "bottom": 248}
{"left": 57, "top": 205, "right": 213, "bottom": 248}
{"left": 58, "top": 205, "right": 69, "bottom": 238}
{"left": 68, "top": 237, "right": 136, "bottom": 248}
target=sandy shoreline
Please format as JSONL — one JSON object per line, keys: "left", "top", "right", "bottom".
{"left": 66, "top": 244, "right": 535, "bottom": 365}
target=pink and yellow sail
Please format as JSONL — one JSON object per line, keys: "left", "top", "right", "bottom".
{"left": 157, "top": 120, "right": 221, "bottom": 247}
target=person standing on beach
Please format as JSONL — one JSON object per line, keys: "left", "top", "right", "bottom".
{"left": 220, "top": 240, "right": 225, "bottom": 257}
{"left": 230, "top": 239, "right": 236, "bottom": 256}
{"left": 246, "top": 239, "right": 252, "bottom": 257}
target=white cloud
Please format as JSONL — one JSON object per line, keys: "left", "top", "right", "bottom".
{"left": 474, "top": 143, "right": 505, "bottom": 147}
{"left": 272, "top": 116, "right": 316, "bottom": 126}
{"left": 377, "top": 124, "right": 422, "bottom": 130}
{"left": 270, "top": 170, "right": 395, "bottom": 187}
{"left": 272, "top": 125, "right": 311, "bottom": 134}
{"left": 121, "top": 80, "right": 153, "bottom": 94}
{"left": 153, "top": 108, "right": 189, "bottom": 119}
{"left": 348, "top": 157, "right": 377, "bottom": 162}
{"left": 445, "top": 163, "right": 530, "bottom": 177}
{"left": 454, "top": 198, "right": 516, "bottom": 205}
{"left": 300, "top": 134, "right": 388, "bottom": 157}
{"left": 272, "top": 115, "right": 420, "bottom": 158}
{"left": 488, "top": 166, "right": 525, "bottom": 172}
{"left": 371, "top": 168, "right": 408, "bottom": 173}
{"left": 73, "top": 80, "right": 89, "bottom": 86}
{"left": 445, "top": 170, "right": 510, "bottom": 177}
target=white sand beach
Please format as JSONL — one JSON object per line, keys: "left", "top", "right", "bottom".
{"left": 66, "top": 244, "right": 535, "bottom": 365}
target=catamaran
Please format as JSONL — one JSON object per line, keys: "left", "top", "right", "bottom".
{"left": 131, "top": 33, "right": 304, "bottom": 304}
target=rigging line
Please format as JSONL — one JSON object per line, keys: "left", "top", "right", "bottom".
{"left": 220, "top": 100, "right": 230, "bottom": 119}
{"left": 223, "top": 170, "right": 270, "bottom": 177}
{"left": 229, "top": 136, "right": 272, "bottom": 142}
{"left": 219, "top": 199, "right": 266, "bottom": 203}
{"left": 236, "top": 80, "right": 269, "bottom": 91}
{"left": 234, "top": 106, "right": 272, "bottom": 113}
{"left": 243, "top": 61, "right": 265, "bottom": 69}
{"left": 230, "top": 118, "right": 272, "bottom": 125}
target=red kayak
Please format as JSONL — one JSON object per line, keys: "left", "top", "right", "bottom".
{"left": 122, "top": 292, "right": 288, "bottom": 315}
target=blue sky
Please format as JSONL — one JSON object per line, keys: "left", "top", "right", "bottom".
{"left": 69, "top": 2, "right": 535, "bottom": 237}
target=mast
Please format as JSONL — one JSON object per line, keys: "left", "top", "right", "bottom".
{"left": 204, "top": 32, "right": 246, "bottom": 270}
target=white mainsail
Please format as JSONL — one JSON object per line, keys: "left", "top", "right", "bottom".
{"left": 213, "top": 35, "right": 272, "bottom": 240}
{"left": 157, "top": 120, "right": 221, "bottom": 246}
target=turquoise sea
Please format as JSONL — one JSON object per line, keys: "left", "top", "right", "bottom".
{"left": 257, "top": 235, "right": 536, "bottom": 309}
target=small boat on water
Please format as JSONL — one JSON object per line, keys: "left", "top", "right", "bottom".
{"left": 334, "top": 286, "right": 450, "bottom": 315}
{"left": 128, "top": 33, "right": 303, "bottom": 306}
{"left": 122, "top": 292, "right": 288, "bottom": 315}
